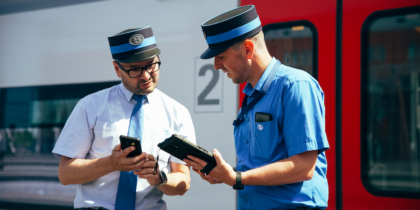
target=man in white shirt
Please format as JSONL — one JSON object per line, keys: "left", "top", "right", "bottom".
{"left": 52, "top": 26, "right": 196, "bottom": 210}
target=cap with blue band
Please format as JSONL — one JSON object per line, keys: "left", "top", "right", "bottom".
{"left": 108, "top": 26, "right": 160, "bottom": 63}
{"left": 200, "top": 5, "right": 262, "bottom": 59}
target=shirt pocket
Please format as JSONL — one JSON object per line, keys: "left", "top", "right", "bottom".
{"left": 91, "top": 120, "right": 122, "bottom": 158}
{"left": 252, "top": 120, "right": 276, "bottom": 161}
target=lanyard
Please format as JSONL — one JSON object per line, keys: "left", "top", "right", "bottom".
{"left": 232, "top": 60, "right": 281, "bottom": 126}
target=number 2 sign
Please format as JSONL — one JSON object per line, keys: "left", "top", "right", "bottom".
{"left": 194, "top": 57, "right": 223, "bottom": 113}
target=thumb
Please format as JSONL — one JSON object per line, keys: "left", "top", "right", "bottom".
{"left": 213, "top": 149, "right": 224, "bottom": 165}
{"left": 121, "top": 145, "right": 134, "bottom": 157}
{"left": 114, "top": 144, "right": 121, "bottom": 151}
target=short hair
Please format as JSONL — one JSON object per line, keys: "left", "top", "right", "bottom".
{"left": 231, "top": 31, "right": 263, "bottom": 51}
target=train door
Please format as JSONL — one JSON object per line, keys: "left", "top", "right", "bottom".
{"left": 241, "top": 0, "right": 338, "bottom": 209}
{"left": 342, "top": 0, "right": 420, "bottom": 209}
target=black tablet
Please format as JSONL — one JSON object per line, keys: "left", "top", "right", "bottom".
{"left": 158, "top": 134, "right": 216, "bottom": 174}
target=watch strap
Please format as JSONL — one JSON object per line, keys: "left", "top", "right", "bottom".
{"left": 156, "top": 171, "right": 167, "bottom": 187}
{"left": 233, "top": 171, "right": 244, "bottom": 190}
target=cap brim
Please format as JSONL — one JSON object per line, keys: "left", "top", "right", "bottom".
{"left": 200, "top": 45, "right": 231, "bottom": 59}
{"left": 116, "top": 48, "right": 161, "bottom": 63}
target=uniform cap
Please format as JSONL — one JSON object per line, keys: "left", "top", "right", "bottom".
{"left": 108, "top": 26, "right": 160, "bottom": 63}
{"left": 200, "top": 5, "right": 262, "bottom": 59}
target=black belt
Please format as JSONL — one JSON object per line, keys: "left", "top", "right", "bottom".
{"left": 76, "top": 208, "right": 108, "bottom": 210}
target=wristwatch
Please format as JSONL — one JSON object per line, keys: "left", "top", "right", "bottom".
{"left": 233, "top": 171, "right": 244, "bottom": 190}
{"left": 156, "top": 170, "right": 167, "bottom": 187}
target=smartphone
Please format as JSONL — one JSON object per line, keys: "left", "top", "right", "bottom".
{"left": 158, "top": 134, "right": 217, "bottom": 174}
{"left": 119, "top": 135, "right": 142, "bottom": 158}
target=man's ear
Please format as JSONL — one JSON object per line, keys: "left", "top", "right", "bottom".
{"left": 113, "top": 61, "right": 122, "bottom": 78}
{"left": 243, "top": 40, "right": 254, "bottom": 60}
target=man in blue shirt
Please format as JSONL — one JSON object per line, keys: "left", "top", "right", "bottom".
{"left": 184, "top": 5, "right": 329, "bottom": 210}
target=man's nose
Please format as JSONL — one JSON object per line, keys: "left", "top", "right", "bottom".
{"left": 139, "top": 70, "right": 151, "bottom": 81}
{"left": 214, "top": 59, "right": 222, "bottom": 71}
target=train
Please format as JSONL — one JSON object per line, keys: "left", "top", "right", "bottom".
{"left": 0, "top": 0, "right": 419, "bottom": 209}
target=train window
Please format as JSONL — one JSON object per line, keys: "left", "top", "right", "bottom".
{"left": 0, "top": 81, "right": 119, "bottom": 207}
{"left": 361, "top": 7, "right": 420, "bottom": 199}
{"left": 263, "top": 21, "right": 318, "bottom": 78}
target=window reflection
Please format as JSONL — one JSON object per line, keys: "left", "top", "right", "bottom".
{"left": 264, "top": 21, "right": 317, "bottom": 77}
{"left": 0, "top": 81, "right": 119, "bottom": 205}
{"left": 363, "top": 11, "right": 420, "bottom": 197}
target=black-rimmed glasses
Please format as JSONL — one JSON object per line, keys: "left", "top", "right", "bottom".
{"left": 116, "top": 61, "right": 161, "bottom": 78}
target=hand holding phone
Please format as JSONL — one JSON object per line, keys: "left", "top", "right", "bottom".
{"left": 119, "top": 135, "right": 142, "bottom": 158}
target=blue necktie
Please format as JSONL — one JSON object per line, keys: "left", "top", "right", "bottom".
{"left": 115, "top": 94, "right": 146, "bottom": 210}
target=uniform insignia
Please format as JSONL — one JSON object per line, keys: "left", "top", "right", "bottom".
{"left": 129, "top": 34, "right": 144, "bottom": 45}
{"left": 258, "top": 124, "right": 263, "bottom": 130}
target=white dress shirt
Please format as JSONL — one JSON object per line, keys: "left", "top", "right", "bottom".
{"left": 52, "top": 83, "right": 196, "bottom": 210}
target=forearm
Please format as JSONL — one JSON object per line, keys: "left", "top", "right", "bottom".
{"left": 58, "top": 156, "right": 115, "bottom": 185}
{"left": 241, "top": 150, "right": 318, "bottom": 186}
{"left": 157, "top": 171, "right": 191, "bottom": 196}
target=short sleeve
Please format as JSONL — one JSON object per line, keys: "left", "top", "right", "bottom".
{"left": 281, "top": 80, "right": 329, "bottom": 157}
{"left": 52, "top": 98, "right": 94, "bottom": 159}
{"left": 169, "top": 107, "right": 196, "bottom": 164}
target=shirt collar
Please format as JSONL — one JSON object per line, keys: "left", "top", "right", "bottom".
{"left": 118, "top": 82, "right": 152, "bottom": 104}
{"left": 243, "top": 57, "right": 276, "bottom": 96}
{"left": 119, "top": 83, "right": 133, "bottom": 102}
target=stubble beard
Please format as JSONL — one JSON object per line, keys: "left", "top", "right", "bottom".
{"left": 230, "top": 52, "right": 251, "bottom": 84}
{"left": 231, "top": 73, "right": 246, "bottom": 84}
{"left": 231, "top": 63, "right": 251, "bottom": 85}
{"left": 122, "top": 77, "right": 158, "bottom": 95}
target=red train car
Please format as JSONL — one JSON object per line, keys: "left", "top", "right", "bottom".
{"left": 242, "top": 0, "right": 420, "bottom": 209}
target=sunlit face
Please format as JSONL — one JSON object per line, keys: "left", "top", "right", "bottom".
{"left": 113, "top": 56, "right": 160, "bottom": 95}
{"left": 213, "top": 46, "right": 251, "bottom": 84}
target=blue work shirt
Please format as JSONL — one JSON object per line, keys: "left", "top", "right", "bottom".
{"left": 234, "top": 58, "right": 329, "bottom": 210}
